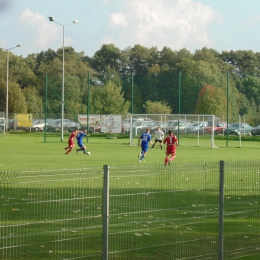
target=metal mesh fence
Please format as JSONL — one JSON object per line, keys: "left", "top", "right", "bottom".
{"left": 220, "top": 161, "right": 260, "bottom": 259}
{"left": 108, "top": 163, "right": 220, "bottom": 259}
{"left": 0, "top": 161, "right": 259, "bottom": 259}
{"left": 0, "top": 167, "right": 104, "bottom": 260}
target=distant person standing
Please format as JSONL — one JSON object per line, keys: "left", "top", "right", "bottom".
{"left": 138, "top": 128, "right": 153, "bottom": 162}
{"left": 163, "top": 130, "right": 178, "bottom": 166}
{"left": 76, "top": 129, "right": 90, "bottom": 155}
{"left": 65, "top": 129, "right": 78, "bottom": 155}
{"left": 151, "top": 126, "right": 164, "bottom": 150}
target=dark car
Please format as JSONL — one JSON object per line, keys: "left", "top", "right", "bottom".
{"left": 224, "top": 123, "right": 253, "bottom": 136}
{"left": 68, "top": 122, "right": 82, "bottom": 132}
{"left": 68, "top": 123, "right": 101, "bottom": 133}
{"left": 8, "top": 119, "right": 16, "bottom": 130}
{"left": 250, "top": 125, "right": 260, "bottom": 136}
{"left": 46, "top": 119, "right": 75, "bottom": 132}
{"left": 0, "top": 119, "right": 4, "bottom": 131}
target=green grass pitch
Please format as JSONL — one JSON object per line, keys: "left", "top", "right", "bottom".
{"left": 0, "top": 132, "right": 260, "bottom": 170}
{"left": 0, "top": 133, "right": 260, "bottom": 259}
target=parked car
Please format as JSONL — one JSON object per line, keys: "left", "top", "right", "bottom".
{"left": 176, "top": 122, "right": 192, "bottom": 133}
{"left": 7, "top": 119, "right": 26, "bottom": 130}
{"left": 68, "top": 123, "right": 84, "bottom": 132}
{"left": 121, "top": 118, "right": 145, "bottom": 133}
{"left": 68, "top": 123, "right": 101, "bottom": 133}
{"left": 8, "top": 119, "right": 16, "bottom": 130}
{"left": 32, "top": 119, "right": 53, "bottom": 131}
{"left": 250, "top": 125, "right": 260, "bottom": 136}
{"left": 154, "top": 121, "right": 168, "bottom": 129}
{"left": 224, "top": 123, "right": 253, "bottom": 136}
{"left": 136, "top": 121, "right": 158, "bottom": 134}
{"left": 0, "top": 119, "right": 4, "bottom": 131}
{"left": 164, "top": 121, "right": 192, "bottom": 133}
{"left": 164, "top": 120, "right": 178, "bottom": 132}
{"left": 184, "top": 121, "right": 208, "bottom": 134}
{"left": 46, "top": 119, "right": 75, "bottom": 132}
{"left": 201, "top": 122, "right": 229, "bottom": 135}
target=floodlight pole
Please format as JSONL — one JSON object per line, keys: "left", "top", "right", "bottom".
{"left": 226, "top": 71, "right": 229, "bottom": 147}
{"left": 1, "top": 44, "right": 21, "bottom": 131}
{"left": 131, "top": 73, "right": 134, "bottom": 114}
{"left": 178, "top": 71, "right": 181, "bottom": 145}
{"left": 49, "top": 17, "right": 79, "bottom": 141}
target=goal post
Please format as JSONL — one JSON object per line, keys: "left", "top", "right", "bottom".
{"left": 0, "top": 118, "right": 6, "bottom": 136}
{"left": 129, "top": 114, "right": 219, "bottom": 148}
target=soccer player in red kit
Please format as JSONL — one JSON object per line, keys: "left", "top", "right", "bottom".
{"left": 65, "top": 129, "right": 78, "bottom": 155}
{"left": 163, "top": 130, "right": 178, "bottom": 166}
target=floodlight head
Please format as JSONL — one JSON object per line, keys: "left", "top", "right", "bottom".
{"left": 16, "top": 44, "right": 21, "bottom": 47}
{"left": 49, "top": 17, "right": 54, "bottom": 22}
{"left": 73, "top": 20, "right": 79, "bottom": 24}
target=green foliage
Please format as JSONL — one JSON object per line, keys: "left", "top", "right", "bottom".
{"left": 143, "top": 100, "right": 172, "bottom": 114}
{"left": 91, "top": 43, "right": 126, "bottom": 79}
{"left": 0, "top": 79, "right": 7, "bottom": 112}
{"left": 23, "top": 87, "right": 43, "bottom": 116}
{"left": 195, "top": 84, "right": 227, "bottom": 115}
{"left": 9, "top": 82, "right": 28, "bottom": 113}
{"left": 91, "top": 80, "right": 130, "bottom": 115}
{"left": 2, "top": 45, "right": 260, "bottom": 122}
{"left": 242, "top": 75, "right": 260, "bottom": 106}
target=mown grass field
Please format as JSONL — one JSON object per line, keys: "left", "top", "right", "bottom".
{"left": 0, "top": 132, "right": 260, "bottom": 259}
{"left": 0, "top": 132, "right": 260, "bottom": 170}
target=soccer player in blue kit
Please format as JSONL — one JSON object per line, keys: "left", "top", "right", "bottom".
{"left": 76, "top": 129, "right": 89, "bottom": 155}
{"left": 138, "top": 128, "right": 153, "bottom": 162}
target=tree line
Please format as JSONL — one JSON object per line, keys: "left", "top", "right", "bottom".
{"left": 1, "top": 44, "right": 260, "bottom": 125}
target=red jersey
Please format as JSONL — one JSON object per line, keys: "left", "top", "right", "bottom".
{"left": 68, "top": 131, "right": 77, "bottom": 147}
{"left": 164, "top": 134, "right": 178, "bottom": 153}
{"left": 69, "top": 131, "right": 77, "bottom": 141}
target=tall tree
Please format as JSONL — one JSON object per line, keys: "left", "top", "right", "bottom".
{"left": 143, "top": 100, "right": 172, "bottom": 114}
{"left": 91, "top": 44, "right": 126, "bottom": 80}
{"left": 195, "top": 84, "right": 227, "bottom": 115}
{"left": 91, "top": 81, "right": 130, "bottom": 116}
{"left": 23, "top": 87, "right": 43, "bottom": 116}
{"left": 9, "top": 82, "right": 27, "bottom": 113}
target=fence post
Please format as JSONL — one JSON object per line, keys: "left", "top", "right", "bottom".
{"left": 103, "top": 165, "right": 109, "bottom": 260}
{"left": 219, "top": 160, "right": 224, "bottom": 260}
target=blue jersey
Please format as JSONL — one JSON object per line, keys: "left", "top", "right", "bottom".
{"left": 76, "top": 132, "right": 86, "bottom": 146}
{"left": 140, "top": 132, "right": 151, "bottom": 144}
{"left": 139, "top": 132, "right": 152, "bottom": 152}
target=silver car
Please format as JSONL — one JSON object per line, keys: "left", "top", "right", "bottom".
{"left": 164, "top": 121, "right": 191, "bottom": 133}
{"left": 184, "top": 121, "right": 208, "bottom": 134}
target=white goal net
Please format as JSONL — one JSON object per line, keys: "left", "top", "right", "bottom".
{"left": 128, "top": 114, "right": 219, "bottom": 148}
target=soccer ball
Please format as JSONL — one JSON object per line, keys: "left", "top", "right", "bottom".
{"left": 86, "top": 151, "right": 90, "bottom": 155}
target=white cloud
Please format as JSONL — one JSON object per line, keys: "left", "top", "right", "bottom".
{"left": 102, "top": 0, "right": 222, "bottom": 51}
{"left": 3, "top": 0, "right": 224, "bottom": 57}
{"left": 244, "top": 14, "right": 260, "bottom": 27}
{"left": 108, "top": 11, "right": 127, "bottom": 27}
{"left": 17, "top": 8, "right": 74, "bottom": 54}
{"left": 18, "top": 8, "right": 56, "bottom": 49}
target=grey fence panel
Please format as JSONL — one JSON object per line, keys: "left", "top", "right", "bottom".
{"left": 0, "top": 168, "right": 104, "bottom": 260}
{"left": 221, "top": 161, "right": 260, "bottom": 259}
{"left": 108, "top": 163, "right": 220, "bottom": 259}
{"left": 1, "top": 161, "right": 260, "bottom": 260}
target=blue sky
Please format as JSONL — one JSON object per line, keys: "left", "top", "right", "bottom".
{"left": 1, "top": 0, "right": 260, "bottom": 57}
